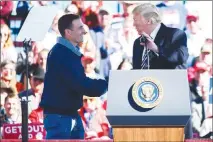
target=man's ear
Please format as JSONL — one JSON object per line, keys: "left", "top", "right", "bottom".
{"left": 147, "top": 19, "right": 152, "bottom": 25}
{"left": 65, "top": 29, "right": 71, "bottom": 36}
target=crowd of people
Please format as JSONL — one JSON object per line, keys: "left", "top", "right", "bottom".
{"left": 0, "top": 0, "right": 212, "bottom": 140}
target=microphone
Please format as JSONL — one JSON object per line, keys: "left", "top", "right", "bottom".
{"left": 140, "top": 34, "right": 159, "bottom": 57}
{"left": 140, "top": 35, "right": 150, "bottom": 53}
{"left": 139, "top": 35, "right": 147, "bottom": 44}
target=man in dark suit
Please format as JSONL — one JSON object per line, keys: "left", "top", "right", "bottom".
{"left": 39, "top": 14, "right": 108, "bottom": 139}
{"left": 132, "top": 3, "right": 189, "bottom": 69}
{"left": 131, "top": 3, "right": 191, "bottom": 139}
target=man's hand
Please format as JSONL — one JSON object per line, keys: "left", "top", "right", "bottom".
{"left": 140, "top": 32, "right": 159, "bottom": 53}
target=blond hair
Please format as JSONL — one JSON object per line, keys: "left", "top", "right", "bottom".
{"left": 132, "top": 3, "right": 162, "bottom": 24}
{"left": 0, "top": 24, "right": 14, "bottom": 48}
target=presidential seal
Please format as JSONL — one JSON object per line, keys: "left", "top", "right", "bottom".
{"left": 132, "top": 77, "right": 163, "bottom": 108}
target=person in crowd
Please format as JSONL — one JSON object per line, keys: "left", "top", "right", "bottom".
{"left": 78, "top": 96, "right": 111, "bottom": 140}
{"left": 16, "top": 43, "right": 48, "bottom": 91}
{"left": 84, "top": 9, "right": 107, "bottom": 77}
{"left": 189, "top": 61, "right": 211, "bottom": 101}
{"left": 36, "top": 49, "right": 49, "bottom": 72}
{"left": 0, "top": 24, "right": 18, "bottom": 63}
{"left": 0, "top": 81, "right": 16, "bottom": 128}
{"left": 0, "top": 60, "right": 20, "bottom": 93}
{"left": 199, "top": 105, "right": 213, "bottom": 138}
{"left": 192, "top": 41, "right": 212, "bottom": 67}
{"left": 185, "top": 12, "right": 206, "bottom": 67}
{"left": 191, "top": 62, "right": 212, "bottom": 138}
{"left": 0, "top": 81, "right": 16, "bottom": 108}
{"left": 0, "top": 81, "right": 17, "bottom": 127}
{"left": 18, "top": 67, "right": 44, "bottom": 115}
{"left": 0, "top": 1, "right": 13, "bottom": 26}
{"left": 42, "top": 10, "right": 65, "bottom": 50}
{"left": 81, "top": 54, "right": 107, "bottom": 111}
{"left": 2, "top": 95, "right": 21, "bottom": 124}
{"left": 0, "top": 84, "right": 20, "bottom": 131}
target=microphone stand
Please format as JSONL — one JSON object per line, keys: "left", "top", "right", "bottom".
{"left": 21, "top": 38, "right": 32, "bottom": 142}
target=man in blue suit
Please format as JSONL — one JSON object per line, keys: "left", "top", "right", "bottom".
{"left": 39, "top": 14, "right": 108, "bottom": 139}
{"left": 131, "top": 3, "right": 191, "bottom": 138}
{"left": 132, "top": 3, "right": 189, "bottom": 69}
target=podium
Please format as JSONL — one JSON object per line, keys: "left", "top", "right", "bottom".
{"left": 106, "top": 70, "right": 191, "bottom": 142}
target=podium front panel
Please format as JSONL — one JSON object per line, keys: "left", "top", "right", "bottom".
{"left": 106, "top": 70, "right": 191, "bottom": 126}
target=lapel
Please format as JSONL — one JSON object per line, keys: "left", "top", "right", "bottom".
{"left": 147, "top": 23, "right": 167, "bottom": 61}
{"left": 137, "top": 23, "right": 167, "bottom": 67}
{"left": 154, "top": 23, "right": 167, "bottom": 48}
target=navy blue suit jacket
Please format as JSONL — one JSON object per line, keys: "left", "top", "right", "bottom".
{"left": 132, "top": 23, "right": 189, "bottom": 69}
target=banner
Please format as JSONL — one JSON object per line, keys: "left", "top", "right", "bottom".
{"left": 2, "top": 123, "right": 46, "bottom": 140}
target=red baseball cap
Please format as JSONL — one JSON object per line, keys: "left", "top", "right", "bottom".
{"left": 194, "top": 62, "right": 209, "bottom": 72}
{"left": 81, "top": 56, "right": 94, "bottom": 64}
{"left": 186, "top": 15, "right": 198, "bottom": 22}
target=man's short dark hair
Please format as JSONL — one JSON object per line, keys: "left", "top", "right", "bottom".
{"left": 58, "top": 14, "right": 80, "bottom": 37}
{"left": 99, "top": 9, "right": 109, "bottom": 16}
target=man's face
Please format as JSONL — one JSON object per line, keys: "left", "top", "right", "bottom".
{"left": 83, "top": 98, "right": 96, "bottom": 112}
{"left": 38, "top": 52, "right": 48, "bottom": 71}
{"left": 4, "top": 97, "right": 18, "bottom": 116}
{"left": 133, "top": 13, "right": 148, "bottom": 35}
{"left": 68, "top": 19, "right": 86, "bottom": 44}
{"left": 186, "top": 20, "right": 199, "bottom": 34}
{"left": 98, "top": 14, "right": 110, "bottom": 28}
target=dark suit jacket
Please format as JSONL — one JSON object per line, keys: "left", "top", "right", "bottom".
{"left": 132, "top": 23, "right": 189, "bottom": 69}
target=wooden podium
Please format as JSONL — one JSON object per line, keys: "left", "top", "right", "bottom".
{"left": 106, "top": 70, "right": 191, "bottom": 142}
{"left": 113, "top": 126, "right": 184, "bottom": 141}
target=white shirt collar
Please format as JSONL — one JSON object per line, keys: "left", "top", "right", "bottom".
{"left": 150, "top": 24, "right": 161, "bottom": 40}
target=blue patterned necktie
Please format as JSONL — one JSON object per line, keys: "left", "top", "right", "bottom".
{"left": 141, "top": 47, "right": 151, "bottom": 69}
{"left": 140, "top": 35, "right": 157, "bottom": 69}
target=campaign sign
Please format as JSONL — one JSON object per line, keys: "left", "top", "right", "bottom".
{"left": 2, "top": 123, "right": 46, "bottom": 139}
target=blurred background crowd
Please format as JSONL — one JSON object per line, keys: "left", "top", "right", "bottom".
{"left": 0, "top": 0, "right": 212, "bottom": 140}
